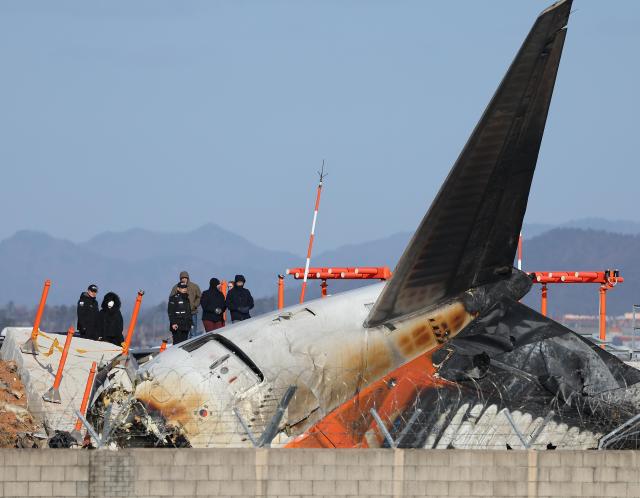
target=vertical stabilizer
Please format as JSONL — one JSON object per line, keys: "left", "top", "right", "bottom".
{"left": 365, "top": 1, "right": 572, "bottom": 327}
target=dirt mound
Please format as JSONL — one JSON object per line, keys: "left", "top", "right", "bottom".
{"left": 0, "top": 360, "right": 40, "bottom": 447}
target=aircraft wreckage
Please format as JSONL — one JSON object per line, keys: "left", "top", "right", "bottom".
{"left": 88, "top": 0, "right": 640, "bottom": 450}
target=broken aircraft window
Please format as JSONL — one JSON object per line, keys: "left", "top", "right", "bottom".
{"left": 181, "top": 333, "right": 264, "bottom": 382}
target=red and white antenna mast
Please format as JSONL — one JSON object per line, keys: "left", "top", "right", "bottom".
{"left": 300, "top": 161, "right": 326, "bottom": 303}
{"left": 517, "top": 232, "right": 523, "bottom": 270}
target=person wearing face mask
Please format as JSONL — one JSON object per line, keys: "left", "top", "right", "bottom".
{"left": 225, "top": 274, "right": 254, "bottom": 323}
{"left": 99, "top": 292, "right": 124, "bottom": 346}
{"left": 77, "top": 284, "right": 100, "bottom": 340}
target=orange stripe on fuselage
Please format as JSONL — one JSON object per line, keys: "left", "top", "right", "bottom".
{"left": 285, "top": 352, "right": 454, "bottom": 448}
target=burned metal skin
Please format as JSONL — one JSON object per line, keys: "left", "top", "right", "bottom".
{"left": 133, "top": 281, "right": 476, "bottom": 447}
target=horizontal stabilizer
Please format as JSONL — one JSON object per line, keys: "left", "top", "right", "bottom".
{"left": 365, "top": 0, "right": 572, "bottom": 327}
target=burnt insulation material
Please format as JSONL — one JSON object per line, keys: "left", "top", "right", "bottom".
{"left": 392, "top": 298, "right": 640, "bottom": 449}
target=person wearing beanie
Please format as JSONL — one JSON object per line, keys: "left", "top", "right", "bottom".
{"left": 98, "top": 292, "right": 124, "bottom": 346}
{"left": 225, "top": 274, "right": 254, "bottom": 323}
{"left": 200, "top": 277, "right": 226, "bottom": 332}
{"left": 77, "top": 284, "right": 100, "bottom": 340}
{"left": 169, "top": 270, "right": 202, "bottom": 337}
{"left": 168, "top": 282, "right": 192, "bottom": 344}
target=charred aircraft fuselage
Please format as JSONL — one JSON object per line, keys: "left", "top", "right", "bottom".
{"left": 133, "top": 281, "right": 478, "bottom": 447}
{"left": 96, "top": 0, "right": 640, "bottom": 449}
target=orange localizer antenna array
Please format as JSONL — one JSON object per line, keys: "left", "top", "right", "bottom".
{"left": 299, "top": 162, "right": 326, "bottom": 304}
{"left": 530, "top": 270, "right": 622, "bottom": 344}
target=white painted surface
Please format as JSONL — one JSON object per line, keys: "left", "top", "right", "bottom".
{"left": 0, "top": 327, "right": 121, "bottom": 434}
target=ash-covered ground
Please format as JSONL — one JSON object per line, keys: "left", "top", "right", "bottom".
{"left": 0, "top": 360, "right": 41, "bottom": 448}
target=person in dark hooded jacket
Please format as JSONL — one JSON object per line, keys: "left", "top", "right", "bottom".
{"left": 99, "top": 292, "right": 124, "bottom": 346}
{"left": 200, "top": 278, "right": 226, "bottom": 332}
{"left": 225, "top": 275, "right": 254, "bottom": 323}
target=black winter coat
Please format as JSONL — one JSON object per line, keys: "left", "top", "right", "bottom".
{"left": 99, "top": 292, "right": 124, "bottom": 346}
{"left": 226, "top": 286, "right": 254, "bottom": 322}
{"left": 201, "top": 288, "right": 226, "bottom": 323}
{"left": 77, "top": 292, "right": 100, "bottom": 340}
{"left": 168, "top": 292, "right": 192, "bottom": 331}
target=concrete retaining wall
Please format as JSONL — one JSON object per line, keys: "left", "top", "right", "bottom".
{"left": 0, "top": 449, "right": 639, "bottom": 498}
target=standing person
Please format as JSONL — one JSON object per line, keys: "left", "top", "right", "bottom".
{"left": 170, "top": 271, "right": 202, "bottom": 336}
{"left": 77, "top": 284, "right": 100, "bottom": 340}
{"left": 168, "top": 282, "right": 192, "bottom": 344}
{"left": 99, "top": 292, "right": 124, "bottom": 346}
{"left": 225, "top": 275, "right": 254, "bottom": 323}
{"left": 201, "top": 278, "right": 226, "bottom": 332}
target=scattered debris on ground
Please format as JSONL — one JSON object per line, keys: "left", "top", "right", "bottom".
{"left": 0, "top": 360, "right": 42, "bottom": 447}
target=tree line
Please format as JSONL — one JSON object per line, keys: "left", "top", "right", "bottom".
{"left": 0, "top": 295, "right": 277, "bottom": 348}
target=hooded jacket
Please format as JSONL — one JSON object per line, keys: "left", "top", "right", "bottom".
{"left": 99, "top": 292, "right": 124, "bottom": 346}
{"left": 77, "top": 292, "right": 100, "bottom": 340}
{"left": 226, "top": 280, "right": 254, "bottom": 322}
{"left": 201, "top": 278, "right": 226, "bottom": 323}
{"left": 170, "top": 271, "right": 202, "bottom": 314}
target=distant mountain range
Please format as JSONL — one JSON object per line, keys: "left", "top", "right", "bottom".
{"left": 1, "top": 218, "right": 639, "bottom": 316}
{"left": 0, "top": 225, "right": 299, "bottom": 308}
{"left": 519, "top": 228, "right": 640, "bottom": 316}
{"left": 523, "top": 218, "right": 640, "bottom": 238}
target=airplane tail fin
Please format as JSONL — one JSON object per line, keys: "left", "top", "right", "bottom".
{"left": 365, "top": 0, "right": 572, "bottom": 328}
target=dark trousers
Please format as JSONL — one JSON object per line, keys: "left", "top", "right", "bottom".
{"left": 203, "top": 320, "right": 224, "bottom": 332}
{"left": 171, "top": 329, "right": 189, "bottom": 344}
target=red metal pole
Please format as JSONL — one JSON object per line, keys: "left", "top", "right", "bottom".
{"left": 21, "top": 279, "right": 51, "bottom": 354}
{"left": 220, "top": 280, "right": 229, "bottom": 325}
{"left": 517, "top": 232, "right": 523, "bottom": 270}
{"left": 541, "top": 284, "right": 548, "bottom": 317}
{"left": 122, "top": 290, "right": 144, "bottom": 356}
{"left": 72, "top": 361, "right": 97, "bottom": 434}
{"left": 599, "top": 284, "right": 607, "bottom": 346}
{"left": 300, "top": 164, "right": 326, "bottom": 304}
{"left": 278, "top": 275, "right": 285, "bottom": 309}
{"left": 43, "top": 326, "right": 75, "bottom": 403}
{"left": 321, "top": 279, "right": 328, "bottom": 298}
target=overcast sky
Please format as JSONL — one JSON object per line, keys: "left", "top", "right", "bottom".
{"left": 1, "top": 1, "right": 638, "bottom": 254}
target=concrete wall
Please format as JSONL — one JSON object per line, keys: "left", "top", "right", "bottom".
{"left": 0, "top": 448, "right": 638, "bottom": 498}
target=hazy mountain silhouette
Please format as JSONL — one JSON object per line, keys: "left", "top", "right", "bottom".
{"left": 0, "top": 226, "right": 301, "bottom": 308}
{"left": 1, "top": 221, "right": 639, "bottom": 317}
{"left": 519, "top": 228, "right": 640, "bottom": 316}
{"left": 523, "top": 218, "right": 640, "bottom": 238}
{"left": 316, "top": 227, "right": 640, "bottom": 316}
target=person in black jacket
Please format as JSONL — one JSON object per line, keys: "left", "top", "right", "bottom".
{"left": 168, "top": 282, "right": 192, "bottom": 344}
{"left": 225, "top": 275, "right": 254, "bottom": 323}
{"left": 77, "top": 284, "right": 100, "bottom": 340}
{"left": 99, "top": 292, "right": 124, "bottom": 346}
{"left": 201, "top": 278, "right": 226, "bottom": 332}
